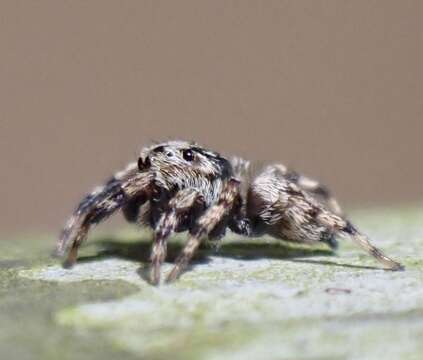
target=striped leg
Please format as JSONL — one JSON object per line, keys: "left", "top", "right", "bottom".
{"left": 274, "top": 164, "right": 343, "bottom": 216}
{"left": 316, "top": 211, "right": 404, "bottom": 270}
{"left": 250, "top": 165, "right": 403, "bottom": 271}
{"left": 166, "top": 179, "right": 240, "bottom": 283}
{"left": 150, "top": 189, "right": 202, "bottom": 285}
{"left": 56, "top": 163, "right": 152, "bottom": 267}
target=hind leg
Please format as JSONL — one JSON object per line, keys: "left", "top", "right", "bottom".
{"left": 248, "top": 165, "right": 403, "bottom": 270}
{"left": 319, "top": 215, "right": 403, "bottom": 270}
{"left": 272, "top": 164, "right": 343, "bottom": 216}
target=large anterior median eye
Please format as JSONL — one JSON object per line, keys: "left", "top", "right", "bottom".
{"left": 182, "top": 149, "right": 194, "bottom": 161}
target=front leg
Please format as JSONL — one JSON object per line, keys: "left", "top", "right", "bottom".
{"left": 56, "top": 163, "right": 152, "bottom": 267}
{"left": 150, "top": 188, "right": 203, "bottom": 285}
{"left": 166, "top": 179, "right": 240, "bottom": 283}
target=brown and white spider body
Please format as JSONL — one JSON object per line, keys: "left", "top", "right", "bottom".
{"left": 56, "top": 140, "right": 403, "bottom": 285}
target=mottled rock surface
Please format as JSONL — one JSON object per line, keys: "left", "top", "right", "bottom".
{"left": 1, "top": 207, "right": 422, "bottom": 359}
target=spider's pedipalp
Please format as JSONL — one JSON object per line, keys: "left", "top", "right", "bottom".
{"left": 56, "top": 163, "right": 152, "bottom": 266}
{"left": 166, "top": 179, "right": 240, "bottom": 283}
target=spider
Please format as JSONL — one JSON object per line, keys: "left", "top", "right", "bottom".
{"left": 56, "top": 140, "right": 403, "bottom": 285}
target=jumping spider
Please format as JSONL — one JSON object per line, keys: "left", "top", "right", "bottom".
{"left": 56, "top": 140, "right": 403, "bottom": 285}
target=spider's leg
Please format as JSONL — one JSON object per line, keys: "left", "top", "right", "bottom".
{"left": 274, "top": 164, "right": 343, "bottom": 216}
{"left": 166, "top": 179, "right": 240, "bottom": 283}
{"left": 317, "top": 213, "right": 404, "bottom": 270}
{"left": 345, "top": 225, "right": 403, "bottom": 270}
{"left": 249, "top": 165, "right": 403, "bottom": 270}
{"left": 150, "top": 189, "right": 203, "bottom": 285}
{"left": 56, "top": 163, "right": 152, "bottom": 267}
{"left": 122, "top": 195, "right": 147, "bottom": 223}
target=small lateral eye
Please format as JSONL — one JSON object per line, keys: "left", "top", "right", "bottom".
{"left": 182, "top": 149, "right": 194, "bottom": 161}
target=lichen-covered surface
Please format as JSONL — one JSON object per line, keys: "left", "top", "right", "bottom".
{"left": 1, "top": 207, "right": 423, "bottom": 360}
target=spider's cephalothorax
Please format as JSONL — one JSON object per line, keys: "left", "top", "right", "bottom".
{"left": 56, "top": 140, "right": 403, "bottom": 285}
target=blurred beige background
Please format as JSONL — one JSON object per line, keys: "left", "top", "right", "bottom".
{"left": 1, "top": 1, "right": 422, "bottom": 234}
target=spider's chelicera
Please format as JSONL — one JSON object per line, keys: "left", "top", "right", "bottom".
{"left": 56, "top": 140, "right": 403, "bottom": 285}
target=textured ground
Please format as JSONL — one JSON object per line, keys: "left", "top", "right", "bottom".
{"left": 1, "top": 207, "right": 423, "bottom": 360}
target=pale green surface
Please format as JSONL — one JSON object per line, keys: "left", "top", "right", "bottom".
{"left": 1, "top": 207, "right": 423, "bottom": 359}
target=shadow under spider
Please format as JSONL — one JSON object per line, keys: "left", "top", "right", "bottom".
{"left": 75, "top": 235, "right": 380, "bottom": 271}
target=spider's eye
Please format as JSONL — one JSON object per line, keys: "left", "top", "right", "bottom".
{"left": 138, "top": 156, "right": 151, "bottom": 171}
{"left": 182, "top": 149, "right": 194, "bottom": 162}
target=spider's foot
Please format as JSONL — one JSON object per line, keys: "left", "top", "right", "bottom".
{"left": 321, "top": 233, "right": 338, "bottom": 250}
{"left": 388, "top": 261, "right": 405, "bottom": 271}
{"left": 62, "top": 259, "right": 76, "bottom": 269}
{"left": 150, "top": 262, "right": 161, "bottom": 286}
{"left": 62, "top": 243, "right": 79, "bottom": 269}
{"left": 165, "top": 266, "right": 181, "bottom": 284}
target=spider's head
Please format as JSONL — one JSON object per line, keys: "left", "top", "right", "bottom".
{"left": 138, "top": 140, "right": 232, "bottom": 190}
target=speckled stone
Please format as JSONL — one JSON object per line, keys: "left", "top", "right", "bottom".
{"left": 1, "top": 206, "right": 423, "bottom": 360}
